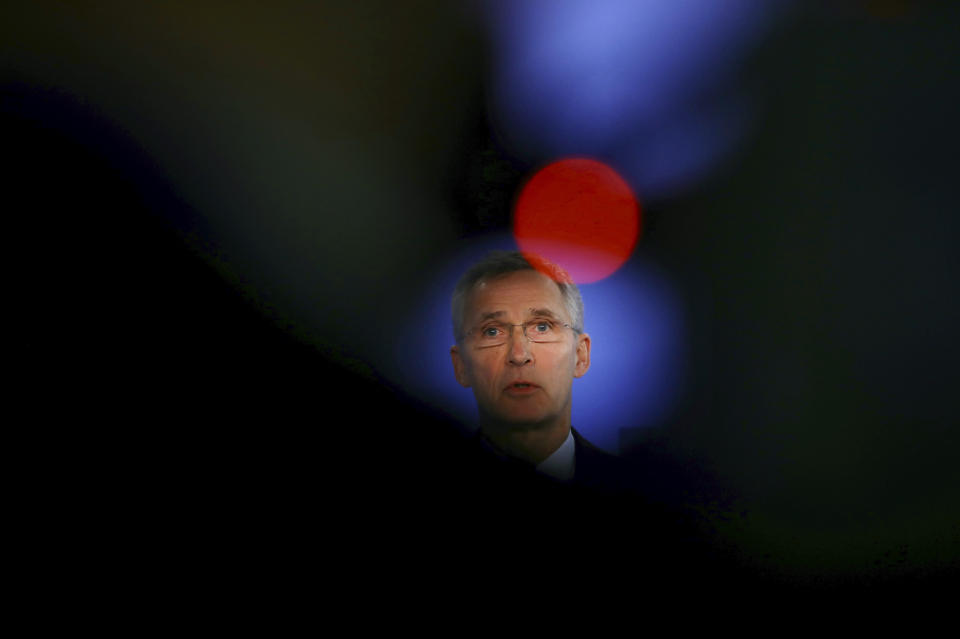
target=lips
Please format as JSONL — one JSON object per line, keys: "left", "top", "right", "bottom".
{"left": 504, "top": 381, "right": 540, "bottom": 395}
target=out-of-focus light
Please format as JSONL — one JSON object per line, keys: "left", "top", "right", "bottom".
{"left": 388, "top": 233, "right": 519, "bottom": 430}
{"left": 572, "top": 260, "right": 685, "bottom": 452}
{"left": 513, "top": 157, "right": 640, "bottom": 284}
{"left": 485, "top": 0, "right": 784, "bottom": 199}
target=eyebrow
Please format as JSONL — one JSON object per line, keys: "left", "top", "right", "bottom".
{"left": 528, "top": 308, "right": 561, "bottom": 320}
{"left": 477, "top": 308, "right": 561, "bottom": 322}
{"left": 478, "top": 310, "right": 506, "bottom": 322}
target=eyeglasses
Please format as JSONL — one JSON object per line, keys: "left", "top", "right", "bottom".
{"left": 464, "top": 318, "right": 579, "bottom": 348}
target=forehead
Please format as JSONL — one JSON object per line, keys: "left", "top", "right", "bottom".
{"left": 465, "top": 270, "right": 567, "bottom": 320}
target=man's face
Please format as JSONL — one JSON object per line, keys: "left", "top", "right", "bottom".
{"left": 450, "top": 270, "right": 591, "bottom": 430}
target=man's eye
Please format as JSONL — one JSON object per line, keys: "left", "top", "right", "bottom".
{"left": 481, "top": 326, "right": 502, "bottom": 338}
{"left": 533, "top": 321, "right": 553, "bottom": 333}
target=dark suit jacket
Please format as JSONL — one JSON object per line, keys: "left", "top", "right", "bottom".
{"left": 473, "top": 425, "right": 627, "bottom": 492}
{"left": 460, "top": 424, "right": 753, "bottom": 588}
{"left": 570, "top": 426, "right": 626, "bottom": 492}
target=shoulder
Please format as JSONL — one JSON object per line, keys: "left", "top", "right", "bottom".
{"left": 571, "top": 427, "right": 614, "bottom": 458}
{"left": 570, "top": 427, "right": 630, "bottom": 492}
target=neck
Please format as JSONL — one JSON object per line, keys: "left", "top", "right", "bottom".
{"left": 479, "top": 416, "right": 571, "bottom": 465}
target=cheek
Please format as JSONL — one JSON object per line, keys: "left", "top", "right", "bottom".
{"left": 556, "top": 349, "right": 578, "bottom": 373}
{"left": 542, "top": 352, "right": 576, "bottom": 389}
{"left": 471, "top": 359, "right": 501, "bottom": 390}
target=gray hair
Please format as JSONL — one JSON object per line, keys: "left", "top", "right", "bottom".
{"left": 451, "top": 250, "right": 584, "bottom": 342}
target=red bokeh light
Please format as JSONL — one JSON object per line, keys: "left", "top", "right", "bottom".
{"left": 513, "top": 158, "right": 641, "bottom": 284}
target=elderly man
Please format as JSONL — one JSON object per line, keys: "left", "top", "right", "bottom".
{"left": 450, "top": 250, "right": 620, "bottom": 486}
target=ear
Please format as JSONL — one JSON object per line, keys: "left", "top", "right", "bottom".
{"left": 450, "top": 344, "right": 472, "bottom": 388}
{"left": 573, "top": 332, "right": 591, "bottom": 378}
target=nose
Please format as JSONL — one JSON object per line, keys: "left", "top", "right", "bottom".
{"left": 507, "top": 325, "right": 532, "bottom": 366}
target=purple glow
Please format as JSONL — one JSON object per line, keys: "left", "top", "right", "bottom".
{"left": 571, "top": 259, "right": 685, "bottom": 452}
{"left": 387, "top": 234, "right": 518, "bottom": 430}
{"left": 485, "top": 0, "right": 784, "bottom": 198}
{"left": 386, "top": 234, "right": 685, "bottom": 453}
{"left": 620, "top": 94, "right": 751, "bottom": 197}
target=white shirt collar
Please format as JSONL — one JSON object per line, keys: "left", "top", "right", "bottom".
{"left": 535, "top": 428, "right": 575, "bottom": 482}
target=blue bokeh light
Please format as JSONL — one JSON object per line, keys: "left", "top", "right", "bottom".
{"left": 387, "top": 234, "right": 685, "bottom": 453}
{"left": 571, "top": 257, "right": 685, "bottom": 452}
{"left": 484, "top": 0, "right": 785, "bottom": 198}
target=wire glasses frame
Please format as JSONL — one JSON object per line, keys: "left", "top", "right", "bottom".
{"left": 463, "top": 318, "right": 580, "bottom": 349}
